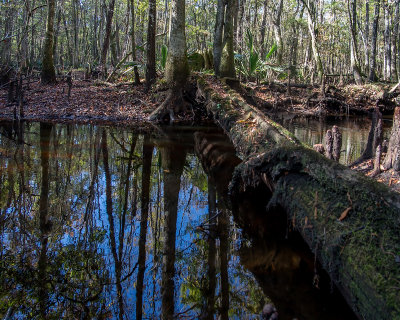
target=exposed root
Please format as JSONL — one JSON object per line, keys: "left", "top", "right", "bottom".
{"left": 148, "top": 88, "right": 191, "bottom": 123}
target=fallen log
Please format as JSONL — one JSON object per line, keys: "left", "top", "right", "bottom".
{"left": 196, "top": 76, "right": 400, "bottom": 320}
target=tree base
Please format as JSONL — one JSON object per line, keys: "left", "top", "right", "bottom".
{"left": 148, "top": 89, "right": 190, "bottom": 122}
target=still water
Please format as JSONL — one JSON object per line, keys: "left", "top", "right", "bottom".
{"left": 0, "top": 122, "right": 356, "bottom": 319}
{"left": 273, "top": 114, "right": 393, "bottom": 165}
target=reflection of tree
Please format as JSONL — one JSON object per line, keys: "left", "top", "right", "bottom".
{"left": 102, "top": 129, "right": 139, "bottom": 320}
{"left": 38, "top": 122, "right": 53, "bottom": 318}
{"left": 218, "top": 206, "right": 229, "bottom": 320}
{"left": 202, "top": 176, "right": 217, "bottom": 320}
{"left": 160, "top": 140, "right": 187, "bottom": 320}
{"left": 136, "top": 136, "right": 153, "bottom": 320}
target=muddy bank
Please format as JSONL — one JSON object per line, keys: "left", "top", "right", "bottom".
{"left": 196, "top": 75, "right": 400, "bottom": 320}
{"left": 240, "top": 81, "right": 398, "bottom": 117}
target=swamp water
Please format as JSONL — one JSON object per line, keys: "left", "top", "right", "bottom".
{"left": 0, "top": 122, "right": 357, "bottom": 319}
{"left": 273, "top": 114, "right": 393, "bottom": 165}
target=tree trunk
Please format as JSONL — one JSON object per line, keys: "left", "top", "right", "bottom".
{"left": 101, "top": 0, "right": 116, "bottom": 72}
{"left": 213, "top": 0, "right": 225, "bottom": 76}
{"left": 165, "top": 0, "right": 188, "bottom": 87}
{"left": 272, "top": 0, "right": 284, "bottom": 65}
{"left": 383, "top": 107, "right": 400, "bottom": 171}
{"left": 146, "top": 0, "right": 156, "bottom": 87}
{"left": 236, "top": 0, "right": 246, "bottom": 54}
{"left": 303, "top": 0, "right": 324, "bottom": 83}
{"left": 348, "top": 0, "right": 363, "bottom": 84}
{"left": 129, "top": 0, "right": 140, "bottom": 84}
{"left": 1, "top": 1, "right": 14, "bottom": 66}
{"left": 369, "top": 0, "right": 380, "bottom": 81}
{"left": 41, "top": 0, "right": 57, "bottom": 84}
{"left": 260, "top": 0, "right": 269, "bottom": 59}
{"left": 364, "top": 0, "right": 370, "bottom": 73}
{"left": 391, "top": 0, "right": 399, "bottom": 80}
{"left": 148, "top": 0, "right": 188, "bottom": 121}
{"left": 383, "top": 0, "right": 391, "bottom": 81}
{"left": 219, "top": 0, "right": 236, "bottom": 78}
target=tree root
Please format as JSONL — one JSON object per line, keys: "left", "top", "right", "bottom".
{"left": 148, "top": 88, "right": 191, "bottom": 122}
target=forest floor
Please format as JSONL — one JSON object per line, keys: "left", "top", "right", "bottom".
{"left": 0, "top": 75, "right": 399, "bottom": 192}
{"left": 0, "top": 79, "right": 155, "bottom": 126}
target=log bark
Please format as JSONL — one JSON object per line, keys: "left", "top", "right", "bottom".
{"left": 196, "top": 75, "right": 400, "bottom": 320}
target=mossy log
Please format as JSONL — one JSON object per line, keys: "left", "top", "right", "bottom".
{"left": 196, "top": 76, "right": 400, "bottom": 320}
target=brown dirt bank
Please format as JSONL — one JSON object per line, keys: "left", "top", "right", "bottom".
{"left": 240, "top": 81, "right": 398, "bottom": 117}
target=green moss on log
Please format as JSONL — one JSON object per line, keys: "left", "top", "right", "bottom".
{"left": 196, "top": 75, "right": 400, "bottom": 320}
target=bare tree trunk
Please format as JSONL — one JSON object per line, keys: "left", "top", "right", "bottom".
{"left": 383, "top": 0, "right": 391, "bottom": 81}
{"left": 260, "top": 0, "right": 269, "bottom": 59}
{"left": 1, "top": 0, "right": 14, "bottom": 66}
{"left": 391, "top": 0, "right": 399, "bottom": 80}
{"left": 348, "top": 0, "right": 363, "bottom": 84}
{"left": 41, "top": 0, "right": 57, "bottom": 84}
{"left": 130, "top": 0, "right": 140, "bottom": 84}
{"left": 72, "top": 0, "right": 79, "bottom": 67}
{"left": 101, "top": 0, "right": 116, "bottom": 73}
{"left": 148, "top": 0, "right": 188, "bottom": 121}
{"left": 236, "top": 0, "right": 246, "bottom": 54}
{"left": 369, "top": 0, "right": 380, "bottom": 81}
{"left": 220, "top": 0, "right": 237, "bottom": 78}
{"left": 213, "top": 0, "right": 225, "bottom": 76}
{"left": 364, "top": 0, "right": 370, "bottom": 73}
{"left": 383, "top": 107, "right": 400, "bottom": 171}
{"left": 146, "top": 0, "right": 156, "bottom": 87}
{"left": 272, "top": 0, "right": 284, "bottom": 65}
{"left": 302, "top": 0, "right": 324, "bottom": 83}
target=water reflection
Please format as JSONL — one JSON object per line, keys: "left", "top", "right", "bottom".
{"left": 272, "top": 114, "right": 392, "bottom": 165}
{"left": 0, "top": 122, "right": 356, "bottom": 319}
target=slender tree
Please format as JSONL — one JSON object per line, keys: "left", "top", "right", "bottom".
{"left": 369, "top": 0, "right": 380, "bottom": 81}
{"left": 348, "top": 0, "right": 363, "bottom": 84}
{"left": 101, "top": 0, "right": 116, "bottom": 73}
{"left": 145, "top": 0, "right": 156, "bottom": 87}
{"left": 41, "top": 0, "right": 57, "bottom": 84}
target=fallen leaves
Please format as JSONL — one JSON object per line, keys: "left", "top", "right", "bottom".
{"left": 338, "top": 207, "right": 352, "bottom": 221}
{"left": 338, "top": 192, "right": 353, "bottom": 221}
{"left": 0, "top": 80, "right": 154, "bottom": 124}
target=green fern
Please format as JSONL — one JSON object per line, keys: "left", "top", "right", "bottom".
{"left": 265, "top": 44, "right": 278, "bottom": 60}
